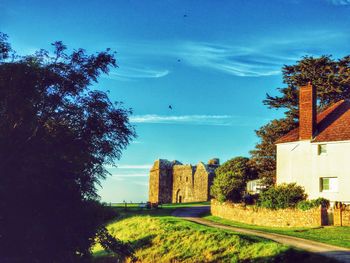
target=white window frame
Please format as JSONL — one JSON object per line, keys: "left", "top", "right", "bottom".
{"left": 320, "top": 177, "right": 338, "bottom": 193}
{"left": 318, "top": 144, "right": 327, "bottom": 155}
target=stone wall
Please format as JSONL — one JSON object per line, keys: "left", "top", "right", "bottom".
{"left": 172, "top": 165, "right": 195, "bottom": 203}
{"left": 149, "top": 158, "right": 219, "bottom": 204}
{"left": 211, "top": 199, "right": 323, "bottom": 227}
{"left": 193, "top": 163, "right": 209, "bottom": 202}
{"left": 149, "top": 160, "right": 173, "bottom": 203}
{"left": 334, "top": 206, "right": 350, "bottom": 226}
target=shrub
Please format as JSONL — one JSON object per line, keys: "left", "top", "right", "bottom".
{"left": 210, "top": 173, "right": 245, "bottom": 202}
{"left": 242, "top": 193, "right": 259, "bottom": 205}
{"left": 210, "top": 157, "right": 257, "bottom": 202}
{"left": 297, "top": 198, "right": 330, "bottom": 211}
{"left": 257, "top": 183, "right": 307, "bottom": 209}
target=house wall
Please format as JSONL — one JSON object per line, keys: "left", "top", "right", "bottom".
{"left": 276, "top": 140, "right": 350, "bottom": 203}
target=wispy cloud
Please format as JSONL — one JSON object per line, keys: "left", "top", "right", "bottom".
{"left": 111, "top": 173, "right": 149, "bottom": 177}
{"left": 327, "top": 0, "right": 350, "bottom": 5}
{"left": 130, "top": 114, "right": 269, "bottom": 126}
{"left": 130, "top": 114, "right": 232, "bottom": 126}
{"left": 109, "top": 173, "right": 149, "bottom": 182}
{"left": 179, "top": 43, "right": 282, "bottom": 77}
{"left": 104, "top": 164, "right": 151, "bottom": 169}
{"left": 107, "top": 66, "right": 169, "bottom": 80}
{"left": 177, "top": 31, "right": 347, "bottom": 77}
{"left": 131, "top": 140, "right": 143, "bottom": 144}
{"left": 116, "top": 164, "right": 152, "bottom": 169}
{"left": 105, "top": 29, "right": 349, "bottom": 78}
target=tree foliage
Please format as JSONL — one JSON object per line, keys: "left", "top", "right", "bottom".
{"left": 251, "top": 56, "right": 350, "bottom": 184}
{"left": 250, "top": 118, "right": 296, "bottom": 185}
{"left": 264, "top": 55, "right": 350, "bottom": 120}
{"left": 210, "top": 157, "right": 257, "bottom": 202}
{"left": 0, "top": 34, "right": 136, "bottom": 261}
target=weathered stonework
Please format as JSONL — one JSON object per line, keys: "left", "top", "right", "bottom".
{"left": 334, "top": 205, "right": 350, "bottom": 226}
{"left": 149, "top": 159, "right": 219, "bottom": 203}
{"left": 211, "top": 199, "right": 324, "bottom": 227}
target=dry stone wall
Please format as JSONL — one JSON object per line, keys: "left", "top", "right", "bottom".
{"left": 211, "top": 199, "right": 323, "bottom": 227}
{"left": 334, "top": 205, "right": 350, "bottom": 226}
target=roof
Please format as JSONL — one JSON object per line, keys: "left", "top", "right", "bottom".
{"left": 276, "top": 100, "right": 350, "bottom": 144}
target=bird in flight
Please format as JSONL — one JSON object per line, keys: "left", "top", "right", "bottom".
{"left": 168, "top": 105, "right": 173, "bottom": 110}
{"left": 183, "top": 14, "right": 188, "bottom": 18}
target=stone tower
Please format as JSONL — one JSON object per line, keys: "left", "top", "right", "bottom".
{"left": 148, "top": 159, "right": 178, "bottom": 203}
{"left": 149, "top": 158, "right": 219, "bottom": 204}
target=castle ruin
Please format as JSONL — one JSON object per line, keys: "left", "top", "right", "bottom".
{"left": 148, "top": 158, "right": 219, "bottom": 203}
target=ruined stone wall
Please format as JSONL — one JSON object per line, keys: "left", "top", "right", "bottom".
{"left": 211, "top": 199, "right": 323, "bottom": 227}
{"left": 149, "top": 159, "right": 218, "bottom": 204}
{"left": 149, "top": 160, "right": 173, "bottom": 203}
{"left": 148, "top": 167, "right": 159, "bottom": 203}
{"left": 193, "top": 163, "right": 210, "bottom": 202}
{"left": 172, "top": 165, "right": 195, "bottom": 203}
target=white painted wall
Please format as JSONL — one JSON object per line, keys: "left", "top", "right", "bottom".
{"left": 276, "top": 140, "right": 350, "bottom": 203}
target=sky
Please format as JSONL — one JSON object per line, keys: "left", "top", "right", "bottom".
{"left": 1, "top": 0, "right": 350, "bottom": 202}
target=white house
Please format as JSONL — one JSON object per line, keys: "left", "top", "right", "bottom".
{"left": 276, "top": 82, "right": 350, "bottom": 204}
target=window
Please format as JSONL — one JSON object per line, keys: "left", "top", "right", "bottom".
{"left": 318, "top": 144, "right": 327, "bottom": 155}
{"left": 320, "top": 177, "right": 338, "bottom": 192}
{"left": 186, "top": 177, "right": 188, "bottom": 182}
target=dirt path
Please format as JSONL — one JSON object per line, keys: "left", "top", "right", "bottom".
{"left": 172, "top": 206, "right": 350, "bottom": 263}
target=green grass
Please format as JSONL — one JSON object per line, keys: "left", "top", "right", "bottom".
{"left": 107, "top": 201, "right": 209, "bottom": 219}
{"left": 204, "top": 215, "right": 350, "bottom": 249}
{"left": 93, "top": 213, "right": 335, "bottom": 262}
{"left": 109, "top": 201, "right": 210, "bottom": 209}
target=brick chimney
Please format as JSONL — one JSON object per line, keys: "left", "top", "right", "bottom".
{"left": 299, "top": 82, "right": 316, "bottom": 140}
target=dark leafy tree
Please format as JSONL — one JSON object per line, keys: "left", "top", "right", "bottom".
{"left": 210, "top": 157, "right": 257, "bottom": 202}
{"left": 251, "top": 56, "right": 350, "bottom": 184}
{"left": 250, "top": 118, "right": 296, "bottom": 185}
{"left": 0, "top": 34, "right": 136, "bottom": 262}
{"left": 0, "top": 33, "right": 11, "bottom": 60}
{"left": 264, "top": 55, "right": 350, "bottom": 120}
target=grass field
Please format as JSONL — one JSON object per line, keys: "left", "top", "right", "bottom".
{"left": 204, "top": 215, "right": 350, "bottom": 249}
{"left": 93, "top": 203, "right": 335, "bottom": 262}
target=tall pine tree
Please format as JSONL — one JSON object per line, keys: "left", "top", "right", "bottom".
{"left": 251, "top": 55, "right": 350, "bottom": 185}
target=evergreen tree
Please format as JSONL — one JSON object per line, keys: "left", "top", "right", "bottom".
{"left": 251, "top": 55, "right": 350, "bottom": 185}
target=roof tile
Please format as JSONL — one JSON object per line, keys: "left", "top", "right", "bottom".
{"left": 276, "top": 100, "right": 350, "bottom": 143}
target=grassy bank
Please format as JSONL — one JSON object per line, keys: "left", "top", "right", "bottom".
{"left": 106, "top": 201, "right": 209, "bottom": 219}
{"left": 93, "top": 214, "right": 334, "bottom": 262}
{"left": 204, "top": 215, "right": 350, "bottom": 249}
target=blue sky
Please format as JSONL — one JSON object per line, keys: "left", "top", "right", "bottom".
{"left": 1, "top": 0, "right": 350, "bottom": 202}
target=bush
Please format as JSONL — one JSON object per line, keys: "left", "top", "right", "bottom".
{"left": 210, "top": 157, "right": 257, "bottom": 202}
{"left": 242, "top": 193, "right": 259, "bottom": 205}
{"left": 297, "top": 198, "right": 330, "bottom": 211}
{"left": 257, "top": 183, "right": 307, "bottom": 209}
